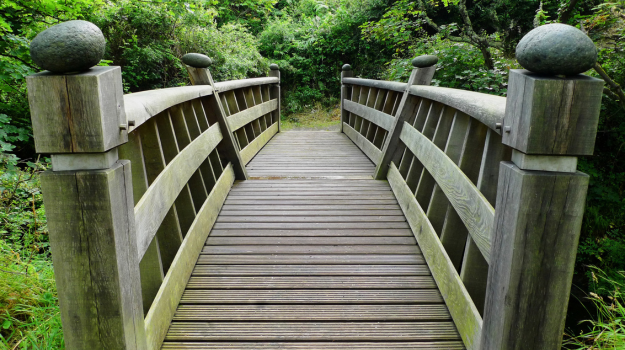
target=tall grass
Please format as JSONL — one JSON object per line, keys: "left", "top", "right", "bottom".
{"left": 564, "top": 267, "right": 625, "bottom": 349}
{"left": 0, "top": 161, "right": 63, "bottom": 349}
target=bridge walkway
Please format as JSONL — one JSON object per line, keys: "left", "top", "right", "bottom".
{"left": 162, "top": 131, "right": 464, "bottom": 349}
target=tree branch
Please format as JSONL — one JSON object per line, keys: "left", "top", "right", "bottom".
{"left": 595, "top": 62, "right": 625, "bottom": 111}
{"left": 558, "top": 0, "right": 581, "bottom": 24}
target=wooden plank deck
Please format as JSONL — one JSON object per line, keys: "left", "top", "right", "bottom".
{"left": 162, "top": 131, "right": 464, "bottom": 349}
{"left": 246, "top": 131, "right": 376, "bottom": 178}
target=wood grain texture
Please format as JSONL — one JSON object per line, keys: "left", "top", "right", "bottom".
{"left": 481, "top": 162, "right": 589, "bottom": 350}
{"left": 134, "top": 124, "right": 222, "bottom": 259}
{"left": 502, "top": 69, "right": 604, "bottom": 155}
{"left": 240, "top": 122, "right": 278, "bottom": 165}
{"left": 344, "top": 99, "right": 394, "bottom": 131}
{"left": 28, "top": 67, "right": 127, "bottom": 153}
{"left": 343, "top": 123, "right": 382, "bottom": 165}
{"left": 144, "top": 163, "right": 234, "bottom": 350}
{"left": 215, "top": 77, "right": 279, "bottom": 93}
{"left": 40, "top": 161, "right": 146, "bottom": 350}
{"left": 400, "top": 122, "right": 494, "bottom": 263}
{"left": 342, "top": 77, "right": 407, "bottom": 92}
{"left": 162, "top": 342, "right": 465, "bottom": 349}
{"left": 388, "top": 162, "right": 481, "bottom": 350}
{"left": 124, "top": 86, "right": 213, "bottom": 131}
{"left": 409, "top": 85, "right": 506, "bottom": 134}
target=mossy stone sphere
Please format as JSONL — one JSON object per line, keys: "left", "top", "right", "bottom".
{"left": 412, "top": 55, "right": 438, "bottom": 68}
{"left": 342, "top": 64, "right": 352, "bottom": 71}
{"left": 516, "top": 23, "right": 597, "bottom": 76}
{"left": 30, "top": 20, "right": 105, "bottom": 73}
{"left": 182, "top": 53, "right": 212, "bottom": 68}
{"left": 269, "top": 63, "right": 280, "bottom": 70}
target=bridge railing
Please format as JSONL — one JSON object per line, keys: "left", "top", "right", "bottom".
{"left": 27, "top": 58, "right": 280, "bottom": 350}
{"left": 341, "top": 55, "right": 604, "bottom": 349}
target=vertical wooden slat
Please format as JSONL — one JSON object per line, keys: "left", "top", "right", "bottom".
{"left": 119, "top": 131, "right": 163, "bottom": 315}
{"left": 414, "top": 107, "right": 456, "bottom": 210}
{"left": 348, "top": 85, "right": 361, "bottom": 127}
{"left": 438, "top": 120, "right": 488, "bottom": 270}
{"left": 140, "top": 118, "right": 185, "bottom": 273}
{"left": 426, "top": 112, "right": 471, "bottom": 234}
{"left": 398, "top": 98, "right": 428, "bottom": 178}
{"left": 353, "top": 86, "right": 369, "bottom": 132}
{"left": 405, "top": 102, "right": 443, "bottom": 192}
{"left": 460, "top": 130, "right": 511, "bottom": 314}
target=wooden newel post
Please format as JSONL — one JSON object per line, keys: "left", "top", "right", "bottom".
{"left": 182, "top": 53, "right": 248, "bottom": 180}
{"left": 269, "top": 63, "right": 281, "bottom": 132}
{"left": 374, "top": 55, "right": 438, "bottom": 179}
{"left": 27, "top": 66, "right": 147, "bottom": 349}
{"left": 481, "top": 24, "right": 605, "bottom": 349}
{"left": 340, "top": 64, "right": 353, "bottom": 133}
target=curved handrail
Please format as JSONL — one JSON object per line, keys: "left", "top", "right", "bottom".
{"left": 342, "top": 77, "right": 407, "bottom": 93}
{"left": 215, "top": 77, "right": 279, "bottom": 93}
{"left": 124, "top": 85, "right": 213, "bottom": 131}
{"left": 409, "top": 85, "right": 506, "bottom": 133}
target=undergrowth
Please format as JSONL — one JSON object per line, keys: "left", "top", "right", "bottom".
{"left": 564, "top": 267, "right": 625, "bottom": 349}
{"left": 0, "top": 159, "right": 62, "bottom": 350}
{"left": 281, "top": 102, "right": 341, "bottom": 131}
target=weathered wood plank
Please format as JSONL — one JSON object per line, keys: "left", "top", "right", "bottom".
{"left": 192, "top": 264, "right": 426, "bottom": 276}
{"left": 343, "top": 123, "right": 382, "bottom": 165}
{"left": 240, "top": 122, "right": 279, "bottom": 165}
{"left": 165, "top": 322, "right": 459, "bottom": 341}
{"left": 197, "top": 254, "right": 424, "bottom": 265}
{"left": 180, "top": 289, "right": 443, "bottom": 304}
{"left": 144, "top": 163, "right": 234, "bottom": 350}
{"left": 214, "top": 77, "right": 279, "bottom": 93}
{"left": 186, "top": 276, "right": 436, "bottom": 289}
{"left": 387, "top": 162, "right": 482, "bottom": 350}
{"left": 162, "top": 342, "right": 465, "bottom": 349}
{"left": 344, "top": 99, "right": 394, "bottom": 131}
{"left": 342, "top": 77, "right": 407, "bottom": 92}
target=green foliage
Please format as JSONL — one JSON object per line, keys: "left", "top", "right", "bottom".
{"left": 0, "top": 161, "right": 60, "bottom": 349}
{"left": 564, "top": 267, "right": 625, "bottom": 349}
{"left": 382, "top": 37, "right": 517, "bottom": 96}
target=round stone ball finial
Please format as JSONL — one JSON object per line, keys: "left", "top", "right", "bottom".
{"left": 412, "top": 55, "right": 438, "bottom": 68}
{"left": 269, "top": 63, "right": 280, "bottom": 71}
{"left": 182, "top": 53, "right": 212, "bottom": 68}
{"left": 30, "top": 20, "right": 105, "bottom": 74}
{"left": 342, "top": 64, "right": 352, "bottom": 71}
{"left": 516, "top": 23, "right": 597, "bottom": 76}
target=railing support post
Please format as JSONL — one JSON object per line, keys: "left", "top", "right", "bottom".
{"left": 183, "top": 53, "right": 248, "bottom": 180}
{"left": 27, "top": 67, "right": 147, "bottom": 349}
{"left": 269, "top": 63, "right": 281, "bottom": 132}
{"left": 340, "top": 64, "right": 353, "bottom": 133}
{"left": 374, "top": 55, "right": 437, "bottom": 179}
{"left": 480, "top": 69, "right": 604, "bottom": 350}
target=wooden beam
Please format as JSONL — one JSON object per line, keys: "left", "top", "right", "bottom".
{"left": 228, "top": 100, "right": 278, "bottom": 132}
{"left": 343, "top": 100, "right": 394, "bottom": 131}
{"left": 240, "top": 122, "right": 279, "bottom": 165}
{"left": 343, "top": 122, "right": 382, "bottom": 165}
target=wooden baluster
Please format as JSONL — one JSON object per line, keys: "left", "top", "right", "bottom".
{"left": 481, "top": 69, "right": 604, "bottom": 350}
{"left": 243, "top": 87, "right": 263, "bottom": 134}
{"left": 224, "top": 91, "right": 249, "bottom": 148}
{"left": 414, "top": 107, "right": 456, "bottom": 210}
{"left": 348, "top": 85, "right": 361, "bottom": 127}
{"left": 234, "top": 88, "right": 257, "bottom": 141}
{"left": 374, "top": 55, "right": 437, "bottom": 179}
{"left": 353, "top": 86, "right": 368, "bottom": 132}
{"left": 28, "top": 66, "right": 146, "bottom": 349}
{"left": 340, "top": 64, "right": 353, "bottom": 132}
{"left": 426, "top": 112, "right": 471, "bottom": 234}
{"left": 438, "top": 120, "right": 488, "bottom": 270}
{"left": 190, "top": 99, "right": 218, "bottom": 191}
{"left": 119, "top": 132, "right": 164, "bottom": 315}
{"left": 359, "top": 87, "right": 378, "bottom": 137}
{"left": 374, "top": 90, "right": 397, "bottom": 149}
{"left": 366, "top": 89, "right": 386, "bottom": 142}
{"left": 459, "top": 129, "right": 511, "bottom": 314}
{"left": 397, "top": 98, "right": 428, "bottom": 178}
{"left": 405, "top": 101, "right": 442, "bottom": 192}
{"left": 140, "top": 117, "right": 186, "bottom": 271}
{"left": 269, "top": 64, "right": 281, "bottom": 130}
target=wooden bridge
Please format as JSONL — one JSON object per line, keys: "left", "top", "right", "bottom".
{"left": 27, "top": 49, "right": 603, "bottom": 350}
